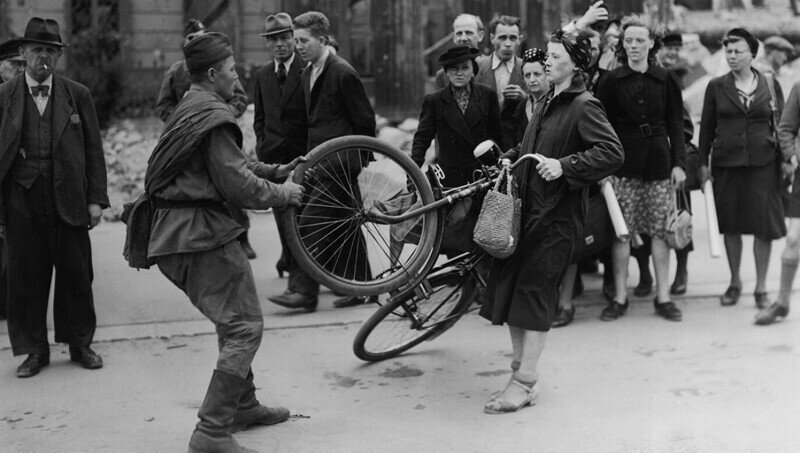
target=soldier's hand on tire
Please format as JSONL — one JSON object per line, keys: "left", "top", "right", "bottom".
{"left": 276, "top": 156, "right": 308, "bottom": 181}
{"left": 283, "top": 179, "right": 306, "bottom": 207}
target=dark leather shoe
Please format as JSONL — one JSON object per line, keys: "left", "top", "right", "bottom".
{"left": 332, "top": 295, "right": 377, "bottom": 308}
{"left": 16, "top": 354, "right": 49, "bottom": 378}
{"left": 633, "top": 277, "right": 653, "bottom": 297}
{"left": 670, "top": 272, "right": 687, "bottom": 295}
{"left": 268, "top": 291, "right": 318, "bottom": 312}
{"left": 551, "top": 306, "right": 575, "bottom": 328}
{"left": 654, "top": 299, "right": 682, "bottom": 322}
{"left": 601, "top": 300, "right": 628, "bottom": 321}
{"left": 755, "top": 303, "right": 789, "bottom": 326}
{"left": 720, "top": 286, "right": 741, "bottom": 306}
{"left": 69, "top": 346, "right": 103, "bottom": 369}
{"left": 754, "top": 292, "right": 769, "bottom": 309}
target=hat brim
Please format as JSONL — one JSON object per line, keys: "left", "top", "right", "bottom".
{"left": 260, "top": 27, "right": 293, "bottom": 37}
{"left": 19, "top": 38, "right": 68, "bottom": 48}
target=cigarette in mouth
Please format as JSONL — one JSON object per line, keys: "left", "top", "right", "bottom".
{"left": 43, "top": 64, "right": 49, "bottom": 71}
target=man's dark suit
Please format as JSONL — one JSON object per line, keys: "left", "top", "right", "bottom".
{"left": 253, "top": 55, "right": 307, "bottom": 276}
{"left": 290, "top": 53, "right": 376, "bottom": 296}
{"left": 475, "top": 54, "right": 524, "bottom": 151}
{"left": 0, "top": 74, "right": 108, "bottom": 355}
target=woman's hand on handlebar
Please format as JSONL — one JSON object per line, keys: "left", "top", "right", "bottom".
{"left": 536, "top": 157, "right": 563, "bottom": 181}
{"left": 499, "top": 158, "right": 512, "bottom": 168}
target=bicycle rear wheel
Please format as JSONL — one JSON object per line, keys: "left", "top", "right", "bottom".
{"left": 352, "top": 272, "right": 476, "bottom": 362}
{"left": 283, "top": 136, "right": 439, "bottom": 296}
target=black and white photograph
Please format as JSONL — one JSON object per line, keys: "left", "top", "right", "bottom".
{"left": 1, "top": 0, "right": 800, "bottom": 451}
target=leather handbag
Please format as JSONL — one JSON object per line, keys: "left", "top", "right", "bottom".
{"left": 473, "top": 166, "right": 521, "bottom": 258}
{"left": 570, "top": 193, "right": 614, "bottom": 264}
{"left": 665, "top": 190, "right": 693, "bottom": 250}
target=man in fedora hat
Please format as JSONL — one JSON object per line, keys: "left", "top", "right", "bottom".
{"left": 253, "top": 12, "right": 308, "bottom": 281}
{"left": 146, "top": 31, "right": 304, "bottom": 452}
{"left": 0, "top": 38, "right": 26, "bottom": 84}
{"left": 0, "top": 17, "right": 108, "bottom": 377}
{"left": 156, "top": 18, "right": 258, "bottom": 260}
{"left": 267, "top": 10, "right": 376, "bottom": 311}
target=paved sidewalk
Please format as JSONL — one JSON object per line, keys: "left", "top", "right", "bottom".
{"left": 1, "top": 296, "right": 799, "bottom": 452}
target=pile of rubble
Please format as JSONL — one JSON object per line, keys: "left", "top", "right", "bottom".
{"left": 100, "top": 109, "right": 422, "bottom": 222}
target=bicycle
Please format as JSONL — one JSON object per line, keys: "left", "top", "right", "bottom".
{"left": 281, "top": 136, "right": 539, "bottom": 361}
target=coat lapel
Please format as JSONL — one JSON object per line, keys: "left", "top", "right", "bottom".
{"left": 721, "top": 73, "right": 747, "bottom": 115}
{"left": 51, "top": 75, "right": 74, "bottom": 149}
{"left": 747, "top": 73, "right": 770, "bottom": 113}
{"left": 308, "top": 54, "right": 334, "bottom": 111}
{"left": 280, "top": 57, "right": 302, "bottom": 109}
{"left": 1, "top": 77, "right": 25, "bottom": 154}
{"left": 441, "top": 87, "right": 474, "bottom": 144}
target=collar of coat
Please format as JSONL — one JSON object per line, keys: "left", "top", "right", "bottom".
{"left": 613, "top": 63, "right": 668, "bottom": 82}
{"left": 539, "top": 76, "right": 588, "bottom": 104}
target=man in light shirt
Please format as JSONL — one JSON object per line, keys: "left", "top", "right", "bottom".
{"left": 475, "top": 15, "right": 526, "bottom": 150}
{"left": 268, "top": 11, "right": 376, "bottom": 311}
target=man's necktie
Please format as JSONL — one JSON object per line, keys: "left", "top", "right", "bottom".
{"left": 31, "top": 85, "right": 49, "bottom": 97}
{"left": 277, "top": 64, "right": 287, "bottom": 90}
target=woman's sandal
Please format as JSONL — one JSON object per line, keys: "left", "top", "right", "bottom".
{"left": 483, "top": 379, "right": 539, "bottom": 414}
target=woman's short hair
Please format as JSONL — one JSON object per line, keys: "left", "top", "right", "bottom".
{"left": 722, "top": 28, "right": 758, "bottom": 58}
{"left": 615, "top": 15, "right": 662, "bottom": 64}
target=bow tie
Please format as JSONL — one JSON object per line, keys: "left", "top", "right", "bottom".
{"left": 31, "top": 85, "right": 49, "bottom": 97}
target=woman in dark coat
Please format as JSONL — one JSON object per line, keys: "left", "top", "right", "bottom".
{"left": 479, "top": 30, "right": 623, "bottom": 414}
{"left": 594, "top": 17, "right": 686, "bottom": 323}
{"left": 411, "top": 45, "right": 502, "bottom": 188}
{"left": 698, "top": 28, "right": 787, "bottom": 309}
{"left": 511, "top": 48, "right": 549, "bottom": 147}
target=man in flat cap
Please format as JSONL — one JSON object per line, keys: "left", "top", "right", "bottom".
{"left": 146, "top": 31, "right": 305, "bottom": 452}
{"left": 0, "top": 17, "right": 108, "bottom": 377}
{"left": 0, "top": 38, "right": 26, "bottom": 84}
{"left": 253, "top": 12, "right": 308, "bottom": 281}
{"left": 756, "top": 35, "right": 795, "bottom": 77}
{"left": 268, "top": 10, "right": 376, "bottom": 311}
{"left": 156, "top": 19, "right": 258, "bottom": 260}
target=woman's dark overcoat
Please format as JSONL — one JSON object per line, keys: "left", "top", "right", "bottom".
{"left": 411, "top": 81, "right": 503, "bottom": 187}
{"left": 479, "top": 78, "right": 624, "bottom": 332}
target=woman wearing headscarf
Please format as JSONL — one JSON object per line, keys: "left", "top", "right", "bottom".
{"left": 595, "top": 16, "right": 686, "bottom": 323}
{"left": 480, "top": 29, "right": 623, "bottom": 414}
{"left": 698, "top": 28, "right": 787, "bottom": 309}
{"left": 512, "top": 48, "right": 549, "bottom": 146}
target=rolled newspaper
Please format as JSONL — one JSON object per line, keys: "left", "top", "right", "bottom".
{"left": 600, "top": 180, "right": 630, "bottom": 240}
{"left": 703, "top": 180, "right": 723, "bottom": 258}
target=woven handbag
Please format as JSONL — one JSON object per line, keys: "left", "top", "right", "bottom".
{"left": 473, "top": 166, "right": 521, "bottom": 258}
{"left": 665, "top": 190, "right": 692, "bottom": 250}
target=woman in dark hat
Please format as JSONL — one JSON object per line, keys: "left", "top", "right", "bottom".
{"left": 411, "top": 45, "right": 502, "bottom": 187}
{"left": 410, "top": 45, "right": 503, "bottom": 252}
{"left": 480, "top": 29, "right": 622, "bottom": 414}
{"left": 698, "top": 27, "right": 787, "bottom": 309}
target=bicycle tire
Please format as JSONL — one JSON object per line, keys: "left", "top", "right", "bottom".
{"left": 353, "top": 272, "right": 476, "bottom": 362}
{"left": 283, "top": 136, "right": 439, "bottom": 296}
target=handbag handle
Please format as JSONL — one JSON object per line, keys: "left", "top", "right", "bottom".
{"left": 493, "top": 166, "right": 514, "bottom": 195}
{"left": 675, "top": 190, "right": 691, "bottom": 214}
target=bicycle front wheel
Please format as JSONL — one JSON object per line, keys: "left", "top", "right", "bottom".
{"left": 283, "top": 136, "right": 439, "bottom": 296}
{"left": 352, "top": 272, "right": 476, "bottom": 362}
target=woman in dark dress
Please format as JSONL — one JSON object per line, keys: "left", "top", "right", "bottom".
{"left": 698, "top": 28, "right": 787, "bottom": 309}
{"left": 480, "top": 30, "right": 623, "bottom": 414}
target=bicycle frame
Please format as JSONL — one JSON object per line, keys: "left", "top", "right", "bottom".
{"left": 366, "top": 153, "right": 543, "bottom": 225}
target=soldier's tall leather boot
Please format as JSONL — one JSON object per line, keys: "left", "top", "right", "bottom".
{"left": 230, "top": 368, "right": 290, "bottom": 433}
{"left": 187, "top": 369, "right": 259, "bottom": 453}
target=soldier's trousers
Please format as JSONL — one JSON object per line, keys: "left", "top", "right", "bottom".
{"left": 157, "top": 240, "right": 263, "bottom": 379}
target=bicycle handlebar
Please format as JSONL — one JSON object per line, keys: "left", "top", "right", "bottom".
{"left": 367, "top": 153, "right": 545, "bottom": 225}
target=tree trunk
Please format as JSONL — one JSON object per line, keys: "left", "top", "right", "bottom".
{"left": 371, "top": 0, "right": 424, "bottom": 120}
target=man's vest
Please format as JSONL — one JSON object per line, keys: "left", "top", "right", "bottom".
{"left": 10, "top": 89, "right": 54, "bottom": 187}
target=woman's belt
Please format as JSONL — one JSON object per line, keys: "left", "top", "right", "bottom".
{"left": 618, "top": 123, "right": 667, "bottom": 138}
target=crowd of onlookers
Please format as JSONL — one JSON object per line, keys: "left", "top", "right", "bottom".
{"left": 410, "top": 3, "right": 800, "bottom": 330}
